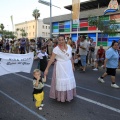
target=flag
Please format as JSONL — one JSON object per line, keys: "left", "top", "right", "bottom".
{"left": 72, "top": 0, "right": 80, "bottom": 24}
{"left": 104, "top": 0, "right": 119, "bottom": 15}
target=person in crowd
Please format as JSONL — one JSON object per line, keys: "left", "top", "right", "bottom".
{"left": 98, "top": 41, "right": 119, "bottom": 88}
{"left": 2, "top": 40, "right": 6, "bottom": 52}
{"left": 14, "top": 39, "right": 19, "bottom": 54}
{"left": 17, "top": 39, "right": 21, "bottom": 54}
{"left": 93, "top": 45, "right": 105, "bottom": 71}
{"left": 26, "top": 38, "right": 30, "bottom": 53}
{"left": 79, "top": 35, "right": 88, "bottom": 72}
{"left": 0, "top": 39, "right": 3, "bottom": 52}
{"left": 67, "top": 38, "right": 72, "bottom": 47}
{"left": 72, "top": 42, "right": 76, "bottom": 59}
{"left": 30, "top": 39, "right": 36, "bottom": 52}
{"left": 86, "top": 37, "right": 91, "bottom": 65}
{"left": 41, "top": 39, "right": 46, "bottom": 47}
{"left": 34, "top": 46, "right": 48, "bottom": 73}
{"left": 37, "top": 38, "right": 42, "bottom": 49}
{"left": 118, "top": 40, "right": 120, "bottom": 69}
{"left": 88, "top": 39, "right": 95, "bottom": 67}
{"left": 36, "top": 47, "right": 41, "bottom": 55}
{"left": 20, "top": 39, "right": 26, "bottom": 54}
{"left": 33, "top": 69, "right": 46, "bottom": 110}
{"left": 76, "top": 36, "right": 81, "bottom": 54}
{"left": 9, "top": 40, "right": 12, "bottom": 53}
{"left": 44, "top": 35, "right": 76, "bottom": 102}
{"left": 53, "top": 38, "right": 58, "bottom": 48}
{"left": 11, "top": 40, "right": 15, "bottom": 53}
{"left": 5, "top": 40, "right": 9, "bottom": 53}
{"left": 74, "top": 54, "right": 80, "bottom": 67}
{"left": 48, "top": 38, "right": 53, "bottom": 57}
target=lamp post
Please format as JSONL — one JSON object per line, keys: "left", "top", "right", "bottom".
{"left": 38, "top": 0, "right": 60, "bottom": 38}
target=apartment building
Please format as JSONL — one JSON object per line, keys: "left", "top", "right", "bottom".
{"left": 15, "top": 19, "right": 50, "bottom": 39}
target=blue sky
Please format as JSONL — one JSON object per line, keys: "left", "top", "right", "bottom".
{"left": 0, "top": 0, "right": 88, "bottom": 31}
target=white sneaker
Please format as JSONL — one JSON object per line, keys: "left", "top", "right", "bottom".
{"left": 38, "top": 107, "right": 42, "bottom": 110}
{"left": 98, "top": 77, "right": 105, "bottom": 83}
{"left": 111, "top": 84, "right": 120, "bottom": 89}
{"left": 40, "top": 104, "right": 44, "bottom": 107}
{"left": 93, "top": 68, "right": 98, "bottom": 71}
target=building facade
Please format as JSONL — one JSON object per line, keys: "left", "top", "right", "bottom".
{"left": 43, "top": 0, "right": 120, "bottom": 46}
{"left": 15, "top": 19, "right": 50, "bottom": 39}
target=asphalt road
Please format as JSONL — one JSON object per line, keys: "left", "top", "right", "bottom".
{"left": 0, "top": 61, "right": 120, "bottom": 120}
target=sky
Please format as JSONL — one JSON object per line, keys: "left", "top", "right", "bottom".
{"left": 0, "top": 0, "right": 89, "bottom": 31}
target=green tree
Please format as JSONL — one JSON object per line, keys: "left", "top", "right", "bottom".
{"left": 32, "top": 9, "right": 40, "bottom": 41}
{"left": 3, "top": 31, "right": 16, "bottom": 39}
{"left": 15, "top": 28, "right": 27, "bottom": 38}
{"left": 88, "top": 16, "right": 119, "bottom": 45}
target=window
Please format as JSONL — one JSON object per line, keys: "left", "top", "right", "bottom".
{"left": 46, "top": 26, "right": 47, "bottom": 29}
{"left": 46, "top": 32, "right": 47, "bottom": 36}
{"left": 33, "top": 32, "right": 34, "bottom": 35}
{"left": 33, "top": 25, "right": 34, "bottom": 29}
{"left": 43, "top": 25, "right": 44, "bottom": 29}
{"left": 29, "top": 32, "right": 31, "bottom": 36}
{"left": 42, "top": 32, "right": 45, "bottom": 36}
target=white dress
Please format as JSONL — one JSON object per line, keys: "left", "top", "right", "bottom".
{"left": 50, "top": 45, "right": 76, "bottom": 102}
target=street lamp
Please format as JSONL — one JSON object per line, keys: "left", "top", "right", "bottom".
{"left": 38, "top": 0, "right": 60, "bottom": 38}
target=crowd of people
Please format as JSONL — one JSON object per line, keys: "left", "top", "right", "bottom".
{"left": 0, "top": 38, "right": 55, "bottom": 56}
{"left": 32, "top": 35, "right": 120, "bottom": 110}
{"left": 1, "top": 35, "right": 120, "bottom": 110}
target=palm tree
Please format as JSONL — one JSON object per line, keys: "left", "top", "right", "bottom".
{"left": 32, "top": 9, "right": 40, "bottom": 42}
{"left": 16, "top": 28, "right": 19, "bottom": 31}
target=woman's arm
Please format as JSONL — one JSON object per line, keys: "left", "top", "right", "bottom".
{"left": 103, "top": 58, "right": 108, "bottom": 68}
{"left": 44, "top": 52, "right": 56, "bottom": 76}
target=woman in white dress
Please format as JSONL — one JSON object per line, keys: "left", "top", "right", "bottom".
{"left": 44, "top": 35, "right": 76, "bottom": 102}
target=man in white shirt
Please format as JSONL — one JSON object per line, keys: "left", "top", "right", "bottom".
{"left": 79, "top": 35, "right": 88, "bottom": 72}
{"left": 88, "top": 39, "right": 95, "bottom": 67}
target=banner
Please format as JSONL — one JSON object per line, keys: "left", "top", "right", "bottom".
{"left": 0, "top": 52, "right": 34, "bottom": 76}
{"left": 104, "top": 0, "right": 119, "bottom": 15}
{"left": 72, "top": 0, "right": 80, "bottom": 24}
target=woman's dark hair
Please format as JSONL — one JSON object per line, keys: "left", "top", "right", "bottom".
{"left": 111, "top": 40, "right": 118, "bottom": 47}
{"left": 58, "top": 34, "right": 65, "bottom": 39}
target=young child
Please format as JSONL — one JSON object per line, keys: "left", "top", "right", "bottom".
{"left": 33, "top": 69, "right": 46, "bottom": 110}
{"left": 34, "top": 46, "right": 48, "bottom": 72}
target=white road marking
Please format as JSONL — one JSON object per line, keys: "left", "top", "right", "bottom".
{"left": 0, "top": 90, "right": 46, "bottom": 120}
{"left": 15, "top": 73, "right": 120, "bottom": 100}
{"left": 14, "top": 73, "right": 120, "bottom": 114}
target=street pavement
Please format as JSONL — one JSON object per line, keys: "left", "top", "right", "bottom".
{"left": 0, "top": 60, "right": 120, "bottom": 120}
